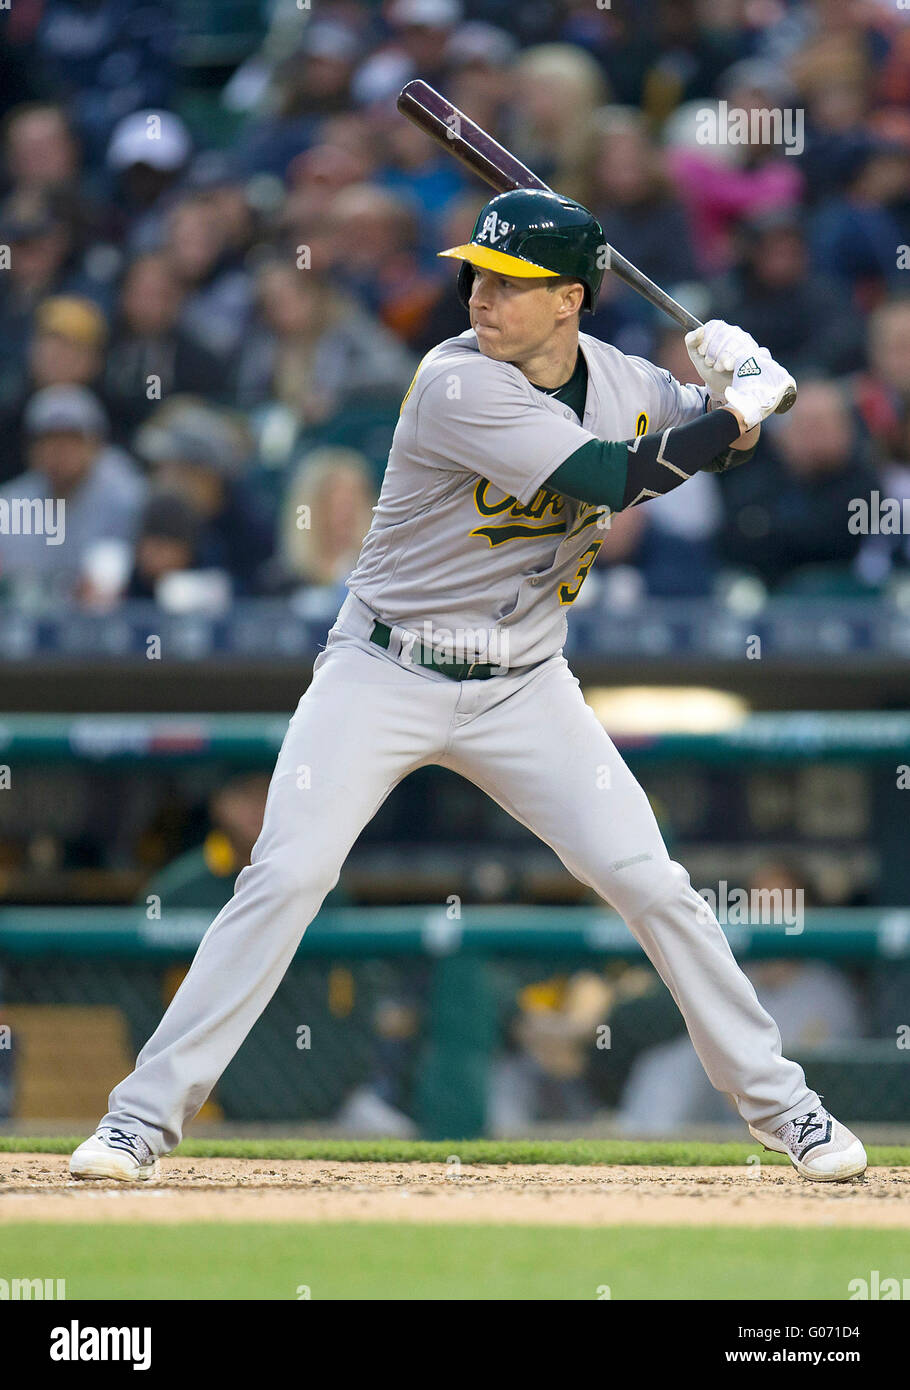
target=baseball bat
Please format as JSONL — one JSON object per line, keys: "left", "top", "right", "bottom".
{"left": 397, "top": 79, "right": 796, "bottom": 414}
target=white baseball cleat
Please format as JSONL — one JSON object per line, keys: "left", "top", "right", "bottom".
{"left": 749, "top": 1107, "right": 867, "bottom": 1182}
{"left": 70, "top": 1127, "right": 160, "bottom": 1183}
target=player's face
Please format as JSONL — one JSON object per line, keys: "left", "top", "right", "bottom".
{"left": 467, "top": 266, "right": 573, "bottom": 361}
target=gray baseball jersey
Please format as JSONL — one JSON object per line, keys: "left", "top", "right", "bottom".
{"left": 346, "top": 328, "right": 710, "bottom": 667}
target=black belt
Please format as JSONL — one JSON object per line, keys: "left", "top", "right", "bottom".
{"left": 370, "top": 620, "right": 498, "bottom": 680}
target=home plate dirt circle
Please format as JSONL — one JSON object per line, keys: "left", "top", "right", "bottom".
{"left": 0, "top": 1155, "right": 908, "bottom": 1226}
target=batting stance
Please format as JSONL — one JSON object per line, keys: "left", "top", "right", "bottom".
{"left": 72, "top": 190, "right": 866, "bottom": 1183}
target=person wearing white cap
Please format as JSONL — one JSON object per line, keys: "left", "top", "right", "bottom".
{"left": 106, "top": 110, "right": 193, "bottom": 253}
{"left": 106, "top": 109, "right": 193, "bottom": 174}
{"left": 383, "top": 0, "right": 464, "bottom": 87}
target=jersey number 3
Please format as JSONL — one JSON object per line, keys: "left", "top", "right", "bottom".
{"left": 559, "top": 541, "right": 602, "bottom": 606}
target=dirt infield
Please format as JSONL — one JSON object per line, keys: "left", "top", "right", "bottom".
{"left": 0, "top": 1154, "right": 907, "bottom": 1226}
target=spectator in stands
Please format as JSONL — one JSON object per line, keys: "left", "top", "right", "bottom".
{"left": 810, "top": 135, "right": 910, "bottom": 305}
{"left": 164, "top": 194, "right": 253, "bottom": 366}
{"left": 786, "top": 19, "right": 879, "bottom": 206}
{"left": 101, "top": 252, "right": 224, "bottom": 446}
{"left": 0, "top": 193, "right": 111, "bottom": 388}
{"left": 852, "top": 305, "right": 910, "bottom": 589}
{"left": 2, "top": 102, "right": 80, "bottom": 196}
{"left": 372, "top": 100, "right": 467, "bottom": 253}
{"left": 665, "top": 60, "right": 804, "bottom": 275}
{"left": 135, "top": 398, "right": 274, "bottom": 595}
{"left": 384, "top": 0, "right": 463, "bottom": 86}
{"left": 0, "top": 385, "right": 146, "bottom": 604}
{"left": 326, "top": 183, "right": 439, "bottom": 342}
{"left": 262, "top": 447, "right": 376, "bottom": 609}
{"left": 716, "top": 379, "right": 882, "bottom": 593}
{"left": 124, "top": 491, "right": 204, "bottom": 602}
{"left": 32, "top": 1, "right": 175, "bottom": 163}
{"left": 106, "top": 109, "right": 192, "bottom": 254}
{"left": 0, "top": 294, "right": 108, "bottom": 485}
{"left": 506, "top": 43, "right": 609, "bottom": 198}
{"left": 233, "top": 20, "right": 362, "bottom": 179}
{"left": 410, "top": 189, "right": 488, "bottom": 354}
{"left": 235, "top": 259, "right": 416, "bottom": 426}
{"left": 279, "top": 117, "right": 379, "bottom": 283}
{"left": 852, "top": 298, "right": 910, "bottom": 462}
{"left": 442, "top": 21, "right": 518, "bottom": 142}
{"left": 637, "top": 0, "right": 748, "bottom": 127}
{"left": 180, "top": 152, "right": 261, "bottom": 277}
{"left": 285, "top": 112, "right": 377, "bottom": 202}
{"left": 708, "top": 208, "right": 866, "bottom": 378}
{"left": 583, "top": 105, "right": 698, "bottom": 290}
{"left": 593, "top": 482, "right": 720, "bottom": 601}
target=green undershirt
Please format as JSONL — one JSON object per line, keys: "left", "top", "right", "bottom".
{"left": 531, "top": 349, "right": 629, "bottom": 511}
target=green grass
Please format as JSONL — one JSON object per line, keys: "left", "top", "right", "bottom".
{"left": 2, "top": 1135, "right": 909, "bottom": 1166}
{"left": 2, "top": 1223, "right": 905, "bottom": 1299}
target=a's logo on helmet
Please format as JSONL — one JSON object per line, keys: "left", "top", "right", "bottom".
{"left": 476, "top": 211, "right": 512, "bottom": 245}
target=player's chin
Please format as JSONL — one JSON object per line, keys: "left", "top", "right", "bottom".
{"left": 474, "top": 327, "right": 506, "bottom": 357}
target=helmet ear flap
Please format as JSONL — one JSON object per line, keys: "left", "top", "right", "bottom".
{"left": 457, "top": 260, "right": 474, "bottom": 311}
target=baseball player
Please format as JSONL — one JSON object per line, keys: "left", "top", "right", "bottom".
{"left": 72, "top": 190, "right": 866, "bottom": 1183}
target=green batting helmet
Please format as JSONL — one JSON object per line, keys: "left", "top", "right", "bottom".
{"left": 438, "top": 188, "right": 607, "bottom": 313}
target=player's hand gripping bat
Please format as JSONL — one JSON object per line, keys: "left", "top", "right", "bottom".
{"left": 397, "top": 79, "right": 797, "bottom": 414}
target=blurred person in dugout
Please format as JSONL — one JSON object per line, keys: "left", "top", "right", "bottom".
{"left": 259, "top": 447, "right": 376, "bottom": 611}
{"left": 140, "top": 771, "right": 348, "bottom": 914}
{"left": 614, "top": 860, "right": 864, "bottom": 1135}
{"left": 138, "top": 771, "right": 350, "bottom": 1127}
{"left": 489, "top": 971, "right": 615, "bottom": 1133}
{"left": 0, "top": 965, "right": 14, "bottom": 1121}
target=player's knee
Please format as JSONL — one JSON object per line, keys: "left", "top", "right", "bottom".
{"left": 608, "top": 858, "right": 689, "bottom": 923}
{"left": 239, "top": 853, "right": 339, "bottom": 907}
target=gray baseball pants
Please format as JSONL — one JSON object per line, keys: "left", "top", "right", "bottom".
{"left": 104, "top": 594, "right": 819, "bottom": 1152}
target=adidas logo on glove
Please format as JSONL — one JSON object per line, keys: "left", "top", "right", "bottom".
{"left": 736, "top": 357, "right": 762, "bottom": 378}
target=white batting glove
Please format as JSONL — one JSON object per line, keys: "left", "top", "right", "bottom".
{"left": 723, "top": 347, "right": 797, "bottom": 430}
{"left": 685, "top": 320, "right": 761, "bottom": 400}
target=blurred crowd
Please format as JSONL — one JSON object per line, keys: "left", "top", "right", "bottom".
{"left": 2, "top": 0, "right": 910, "bottom": 611}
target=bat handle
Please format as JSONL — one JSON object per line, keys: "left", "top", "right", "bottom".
{"left": 682, "top": 309, "right": 796, "bottom": 415}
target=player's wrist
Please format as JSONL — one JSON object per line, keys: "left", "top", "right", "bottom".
{"left": 718, "top": 404, "right": 752, "bottom": 437}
